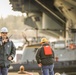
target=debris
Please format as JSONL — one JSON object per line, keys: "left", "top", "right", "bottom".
{"left": 18, "top": 65, "right": 33, "bottom": 75}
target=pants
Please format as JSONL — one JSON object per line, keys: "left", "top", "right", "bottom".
{"left": 41, "top": 64, "right": 54, "bottom": 75}
{"left": 0, "top": 67, "right": 8, "bottom": 75}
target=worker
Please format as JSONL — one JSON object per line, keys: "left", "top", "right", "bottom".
{"left": 0, "top": 27, "right": 16, "bottom": 75}
{"left": 36, "top": 38, "right": 55, "bottom": 75}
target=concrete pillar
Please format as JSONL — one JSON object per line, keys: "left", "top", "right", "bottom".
{"left": 42, "top": 13, "right": 63, "bottom": 38}
{"left": 65, "top": 19, "right": 73, "bottom": 45}
{"left": 42, "top": 13, "right": 62, "bottom": 29}
{"left": 66, "top": 19, "right": 76, "bottom": 44}
{"left": 72, "top": 24, "right": 76, "bottom": 44}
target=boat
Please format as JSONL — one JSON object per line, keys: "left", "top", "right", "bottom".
{"left": 9, "top": 39, "right": 76, "bottom": 75}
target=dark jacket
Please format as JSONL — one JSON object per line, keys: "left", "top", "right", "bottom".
{"left": 36, "top": 43, "right": 54, "bottom": 66}
{"left": 0, "top": 37, "right": 16, "bottom": 67}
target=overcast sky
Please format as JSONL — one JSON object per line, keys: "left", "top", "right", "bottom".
{"left": 0, "top": 0, "right": 24, "bottom": 18}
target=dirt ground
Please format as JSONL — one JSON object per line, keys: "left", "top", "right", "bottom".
{"left": 8, "top": 72, "right": 39, "bottom": 75}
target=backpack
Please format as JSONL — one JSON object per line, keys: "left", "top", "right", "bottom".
{"left": 43, "top": 45, "right": 53, "bottom": 55}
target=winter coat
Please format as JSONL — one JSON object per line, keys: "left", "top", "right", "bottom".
{"left": 36, "top": 43, "right": 55, "bottom": 66}
{"left": 0, "top": 37, "right": 16, "bottom": 67}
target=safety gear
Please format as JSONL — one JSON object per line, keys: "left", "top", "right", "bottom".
{"left": 41, "top": 38, "right": 48, "bottom": 43}
{"left": 43, "top": 46, "right": 52, "bottom": 55}
{"left": 55, "top": 72, "right": 60, "bottom": 75}
{"left": 0, "top": 27, "right": 8, "bottom": 33}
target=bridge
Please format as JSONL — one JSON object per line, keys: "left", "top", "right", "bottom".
{"left": 9, "top": 0, "right": 76, "bottom": 40}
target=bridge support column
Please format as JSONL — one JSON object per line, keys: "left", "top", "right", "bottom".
{"left": 66, "top": 19, "right": 76, "bottom": 45}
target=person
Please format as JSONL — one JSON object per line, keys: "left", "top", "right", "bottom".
{"left": 0, "top": 27, "right": 16, "bottom": 75}
{"left": 36, "top": 38, "right": 55, "bottom": 75}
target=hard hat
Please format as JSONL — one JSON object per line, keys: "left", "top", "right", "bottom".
{"left": 55, "top": 72, "right": 61, "bottom": 75}
{"left": 0, "top": 27, "right": 8, "bottom": 33}
{"left": 41, "top": 38, "right": 48, "bottom": 43}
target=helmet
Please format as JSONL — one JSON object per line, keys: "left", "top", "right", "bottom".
{"left": 41, "top": 38, "right": 48, "bottom": 43}
{"left": 0, "top": 27, "right": 8, "bottom": 33}
{"left": 55, "top": 72, "right": 61, "bottom": 75}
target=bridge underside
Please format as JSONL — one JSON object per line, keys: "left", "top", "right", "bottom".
{"left": 9, "top": 0, "right": 67, "bottom": 38}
